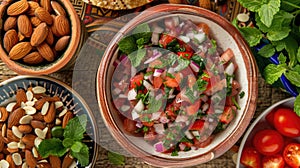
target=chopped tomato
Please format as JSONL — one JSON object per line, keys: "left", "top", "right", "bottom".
{"left": 197, "top": 23, "right": 210, "bottom": 35}
{"left": 262, "top": 155, "right": 285, "bottom": 168}
{"left": 193, "top": 136, "right": 213, "bottom": 148}
{"left": 144, "top": 131, "right": 156, "bottom": 141}
{"left": 130, "top": 74, "right": 144, "bottom": 89}
{"left": 225, "top": 96, "right": 234, "bottom": 106}
{"left": 283, "top": 143, "right": 300, "bottom": 168}
{"left": 186, "top": 99, "right": 200, "bottom": 115}
{"left": 189, "top": 120, "right": 205, "bottom": 130}
{"left": 142, "top": 121, "right": 154, "bottom": 127}
{"left": 164, "top": 77, "right": 179, "bottom": 88}
{"left": 174, "top": 73, "right": 182, "bottom": 84}
{"left": 153, "top": 76, "right": 163, "bottom": 89}
{"left": 124, "top": 118, "right": 137, "bottom": 133}
{"left": 182, "top": 142, "right": 193, "bottom": 148}
{"left": 219, "top": 106, "right": 236, "bottom": 124}
{"left": 177, "top": 51, "right": 193, "bottom": 59}
{"left": 178, "top": 40, "right": 194, "bottom": 52}
{"left": 149, "top": 59, "right": 163, "bottom": 68}
{"left": 220, "top": 48, "right": 234, "bottom": 64}
{"left": 241, "top": 147, "right": 262, "bottom": 168}
{"left": 159, "top": 34, "right": 175, "bottom": 48}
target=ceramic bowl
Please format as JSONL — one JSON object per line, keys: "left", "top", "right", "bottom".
{"left": 0, "top": 0, "right": 82, "bottom": 75}
{"left": 236, "top": 97, "right": 295, "bottom": 168}
{"left": 97, "top": 4, "right": 258, "bottom": 167}
{"left": 0, "top": 75, "right": 98, "bottom": 167}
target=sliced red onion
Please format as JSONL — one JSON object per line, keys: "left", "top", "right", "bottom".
{"left": 113, "top": 59, "right": 120, "bottom": 67}
{"left": 194, "top": 33, "right": 206, "bottom": 44}
{"left": 136, "top": 121, "right": 143, "bottom": 128}
{"left": 179, "top": 35, "right": 190, "bottom": 43}
{"left": 190, "top": 61, "right": 200, "bottom": 73}
{"left": 175, "top": 115, "right": 188, "bottom": 123}
{"left": 154, "top": 69, "right": 164, "bottom": 77}
{"left": 159, "top": 116, "right": 170, "bottom": 124}
{"left": 120, "top": 105, "right": 130, "bottom": 112}
{"left": 144, "top": 50, "right": 162, "bottom": 64}
{"left": 202, "top": 103, "right": 209, "bottom": 112}
{"left": 127, "top": 89, "right": 137, "bottom": 100}
{"left": 184, "top": 131, "right": 194, "bottom": 139}
{"left": 225, "top": 62, "right": 235, "bottom": 76}
{"left": 154, "top": 141, "right": 165, "bottom": 152}
{"left": 143, "top": 80, "right": 154, "bottom": 90}
{"left": 131, "top": 66, "right": 137, "bottom": 78}
{"left": 153, "top": 123, "right": 165, "bottom": 134}
{"left": 151, "top": 111, "right": 162, "bottom": 121}
{"left": 134, "top": 99, "right": 144, "bottom": 113}
{"left": 131, "top": 109, "right": 140, "bottom": 120}
{"left": 179, "top": 143, "right": 187, "bottom": 151}
{"left": 119, "top": 54, "right": 127, "bottom": 61}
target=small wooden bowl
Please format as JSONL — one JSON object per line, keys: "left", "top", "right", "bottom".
{"left": 97, "top": 4, "right": 258, "bottom": 167}
{"left": 0, "top": 0, "right": 82, "bottom": 75}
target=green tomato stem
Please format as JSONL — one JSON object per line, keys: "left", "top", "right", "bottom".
{"left": 282, "top": 1, "right": 300, "bottom": 9}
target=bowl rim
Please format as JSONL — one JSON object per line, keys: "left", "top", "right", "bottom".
{"left": 0, "top": 0, "right": 81, "bottom": 75}
{"left": 0, "top": 75, "right": 99, "bottom": 168}
{"left": 97, "top": 4, "right": 258, "bottom": 167}
{"left": 236, "top": 97, "right": 295, "bottom": 168}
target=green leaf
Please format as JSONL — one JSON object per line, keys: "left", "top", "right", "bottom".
{"left": 239, "top": 27, "right": 263, "bottom": 47}
{"left": 236, "top": 0, "right": 265, "bottom": 11}
{"left": 284, "top": 36, "right": 298, "bottom": 67}
{"left": 272, "top": 40, "right": 286, "bottom": 51}
{"left": 267, "top": 27, "right": 291, "bottom": 41}
{"left": 118, "top": 36, "right": 137, "bottom": 55}
{"left": 71, "top": 141, "right": 84, "bottom": 153}
{"left": 108, "top": 151, "right": 125, "bottom": 166}
{"left": 285, "top": 71, "right": 300, "bottom": 87}
{"left": 64, "top": 115, "right": 87, "bottom": 141}
{"left": 264, "top": 64, "right": 287, "bottom": 84}
{"left": 128, "top": 48, "right": 147, "bottom": 67}
{"left": 293, "top": 65, "right": 300, "bottom": 73}
{"left": 258, "top": 0, "right": 280, "bottom": 27}
{"left": 71, "top": 143, "right": 89, "bottom": 166}
{"left": 185, "top": 88, "right": 198, "bottom": 103}
{"left": 281, "top": 0, "right": 300, "bottom": 11}
{"left": 63, "top": 138, "right": 75, "bottom": 148}
{"left": 278, "top": 53, "right": 287, "bottom": 64}
{"left": 175, "top": 58, "right": 190, "bottom": 72}
{"left": 297, "top": 47, "right": 300, "bottom": 63}
{"left": 144, "top": 94, "right": 163, "bottom": 113}
{"left": 294, "top": 95, "right": 300, "bottom": 116}
{"left": 38, "top": 138, "right": 68, "bottom": 158}
{"left": 258, "top": 44, "right": 275, "bottom": 58}
{"left": 132, "top": 23, "right": 152, "bottom": 44}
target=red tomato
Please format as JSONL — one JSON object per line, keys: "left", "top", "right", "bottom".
{"left": 177, "top": 51, "right": 193, "bottom": 59}
{"left": 266, "top": 110, "right": 275, "bottom": 127}
{"left": 189, "top": 120, "right": 205, "bottom": 130}
{"left": 123, "top": 118, "right": 137, "bottom": 133}
{"left": 273, "top": 108, "right": 300, "bottom": 138}
{"left": 159, "top": 34, "right": 175, "bottom": 49}
{"left": 219, "top": 106, "right": 236, "bottom": 124}
{"left": 144, "top": 131, "right": 156, "bottom": 141}
{"left": 186, "top": 100, "right": 200, "bottom": 115}
{"left": 283, "top": 143, "right": 300, "bottom": 168}
{"left": 240, "top": 147, "right": 262, "bottom": 168}
{"left": 262, "top": 154, "right": 285, "bottom": 168}
{"left": 253, "top": 129, "right": 284, "bottom": 155}
{"left": 153, "top": 76, "right": 163, "bottom": 89}
{"left": 193, "top": 136, "right": 213, "bottom": 148}
{"left": 164, "top": 77, "right": 179, "bottom": 88}
{"left": 130, "top": 74, "right": 144, "bottom": 89}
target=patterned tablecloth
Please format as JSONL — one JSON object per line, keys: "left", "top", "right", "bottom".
{"left": 0, "top": 0, "right": 291, "bottom": 167}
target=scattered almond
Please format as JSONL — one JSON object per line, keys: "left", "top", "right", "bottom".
{"left": 23, "top": 52, "right": 44, "bottom": 65}
{"left": 12, "top": 153, "right": 22, "bottom": 166}
{"left": 44, "top": 102, "right": 56, "bottom": 123}
{"left": 16, "top": 89, "right": 27, "bottom": 107}
{"left": 49, "top": 155, "right": 61, "bottom": 168}
{"left": 25, "top": 150, "right": 37, "bottom": 168}
{"left": 22, "top": 134, "right": 36, "bottom": 148}
{"left": 55, "top": 35, "right": 70, "bottom": 51}
{"left": 62, "top": 111, "right": 73, "bottom": 128}
{"left": 30, "top": 120, "right": 46, "bottom": 129}
{"left": 53, "top": 15, "right": 70, "bottom": 36}
{"left": 7, "top": 0, "right": 29, "bottom": 16}
{"left": 6, "top": 129, "right": 20, "bottom": 142}
{"left": 51, "top": 1, "right": 66, "bottom": 16}
{"left": 7, "top": 108, "right": 25, "bottom": 128}
{"left": 3, "top": 29, "right": 18, "bottom": 53}
{"left": 37, "top": 42, "right": 54, "bottom": 62}
{"left": 62, "top": 154, "right": 73, "bottom": 168}
{"left": 18, "top": 124, "right": 32, "bottom": 134}
{"left": 35, "top": 7, "right": 53, "bottom": 25}
{"left": 9, "top": 42, "right": 32, "bottom": 60}
{"left": 6, "top": 154, "right": 16, "bottom": 168}
{"left": 30, "top": 22, "right": 49, "bottom": 46}
{"left": 3, "top": 17, "right": 17, "bottom": 31}
{"left": 19, "top": 115, "right": 33, "bottom": 125}
{"left": 0, "top": 107, "right": 9, "bottom": 122}
{"left": 17, "top": 15, "right": 33, "bottom": 37}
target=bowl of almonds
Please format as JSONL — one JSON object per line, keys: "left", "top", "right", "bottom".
{"left": 0, "top": 0, "right": 82, "bottom": 75}
{"left": 0, "top": 75, "right": 98, "bottom": 167}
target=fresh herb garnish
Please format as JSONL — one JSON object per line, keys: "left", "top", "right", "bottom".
{"left": 128, "top": 48, "right": 147, "bottom": 67}
{"left": 175, "top": 58, "right": 190, "bottom": 72}
{"left": 108, "top": 151, "right": 125, "bottom": 166}
{"left": 239, "top": 91, "right": 245, "bottom": 99}
{"left": 38, "top": 115, "right": 90, "bottom": 166}
{"left": 185, "top": 88, "right": 198, "bottom": 103}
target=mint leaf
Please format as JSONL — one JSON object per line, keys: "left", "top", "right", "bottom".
{"left": 285, "top": 71, "right": 300, "bottom": 87}
{"left": 128, "top": 48, "right": 146, "bottom": 67}
{"left": 239, "top": 27, "right": 263, "bottom": 47}
{"left": 236, "top": 0, "right": 264, "bottom": 12}
{"left": 267, "top": 27, "right": 291, "bottom": 41}
{"left": 132, "top": 23, "right": 152, "bottom": 44}
{"left": 71, "top": 141, "right": 84, "bottom": 153}
{"left": 258, "top": 0, "right": 280, "bottom": 27}
{"left": 284, "top": 36, "right": 298, "bottom": 67}
{"left": 63, "top": 138, "right": 75, "bottom": 148}
{"left": 64, "top": 115, "right": 87, "bottom": 141}
{"left": 294, "top": 95, "right": 300, "bottom": 116}
{"left": 258, "top": 44, "right": 275, "bottom": 58}
{"left": 297, "top": 47, "right": 300, "bottom": 63}
{"left": 264, "top": 64, "right": 287, "bottom": 84}
{"left": 108, "top": 151, "right": 125, "bottom": 166}
{"left": 175, "top": 58, "right": 190, "bottom": 72}
{"left": 118, "top": 36, "right": 137, "bottom": 55}
{"left": 272, "top": 40, "right": 286, "bottom": 51}
{"left": 71, "top": 143, "right": 89, "bottom": 166}
{"left": 278, "top": 53, "right": 287, "bottom": 64}
{"left": 38, "top": 138, "right": 67, "bottom": 158}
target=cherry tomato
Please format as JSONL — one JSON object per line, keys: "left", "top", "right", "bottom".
{"left": 253, "top": 129, "right": 284, "bottom": 155}
{"left": 130, "top": 74, "right": 144, "bottom": 89}
{"left": 273, "top": 108, "right": 300, "bottom": 137}
{"left": 240, "top": 147, "right": 262, "bottom": 168}
{"left": 283, "top": 143, "right": 300, "bottom": 168}
{"left": 262, "top": 154, "right": 285, "bottom": 168}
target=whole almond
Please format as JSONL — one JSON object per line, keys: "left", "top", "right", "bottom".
{"left": 6, "top": 129, "right": 20, "bottom": 142}
{"left": 55, "top": 36, "right": 70, "bottom": 51}
{"left": 30, "top": 120, "right": 46, "bottom": 129}
{"left": 18, "top": 15, "right": 33, "bottom": 38}
{"left": 0, "top": 107, "right": 9, "bottom": 122}
{"left": 7, "top": 0, "right": 29, "bottom": 16}
{"left": 18, "top": 125, "right": 32, "bottom": 134}
{"left": 9, "top": 42, "right": 32, "bottom": 60}
{"left": 46, "top": 28, "right": 54, "bottom": 45}
{"left": 4, "top": 17, "right": 17, "bottom": 31}
{"left": 62, "top": 154, "right": 73, "bottom": 168}
{"left": 6, "top": 154, "right": 16, "bottom": 168}
{"left": 32, "top": 113, "right": 44, "bottom": 121}
{"left": 25, "top": 150, "right": 37, "bottom": 168}
{"left": 30, "top": 16, "right": 42, "bottom": 27}
{"left": 37, "top": 42, "right": 54, "bottom": 61}
{"left": 16, "top": 89, "right": 27, "bottom": 106}
{"left": 27, "top": 1, "right": 40, "bottom": 16}
{"left": 54, "top": 15, "right": 70, "bottom": 37}
{"left": 22, "top": 134, "right": 36, "bottom": 148}
{"left": 3, "top": 29, "right": 18, "bottom": 53}
{"left": 7, "top": 108, "right": 26, "bottom": 128}
{"left": 0, "top": 137, "right": 4, "bottom": 152}
{"left": 40, "top": 0, "right": 52, "bottom": 12}
{"left": 51, "top": 1, "right": 66, "bottom": 16}
{"left": 44, "top": 102, "right": 56, "bottom": 123}
{"left": 49, "top": 155, "right": 61, "bottom": 168}
{"left": 30, "top": 22, "right": 49, "bottom": 46}
{"left": 23, "top": 52, "right": 44, "bottom": 65}
{"left": 35, "top": 7, "right": 53, "bottom": 25}
{"left": 62, "top": 111, "right": 73, "bottom": 128}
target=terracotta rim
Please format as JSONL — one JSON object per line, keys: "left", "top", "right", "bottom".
{"left": 97, "top": 4, "right": 258, "bottom": 167}
{"left": 0, "top": 0, "right": 81, "bottom": 75}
